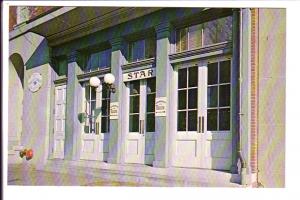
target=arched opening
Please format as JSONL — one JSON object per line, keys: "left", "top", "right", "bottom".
{"left": 8, "top": 53, "right": 24, "bottom": 149}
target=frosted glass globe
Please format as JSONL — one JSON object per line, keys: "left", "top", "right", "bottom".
{"left": 89, "top": 76, "right": 100, "bottom": 87}
{"left": 104, "top": 73, "right": 115, "bottom": 85}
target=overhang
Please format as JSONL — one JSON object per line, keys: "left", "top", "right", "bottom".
{"left": 9, "top": 6, "right": 162, "bottom": 46}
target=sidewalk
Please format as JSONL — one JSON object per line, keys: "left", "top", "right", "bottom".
{"left": 8, "top": 160, "right": 242, "bottom": 187}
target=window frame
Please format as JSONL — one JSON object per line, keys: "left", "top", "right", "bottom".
{"left": 83, "top": 81, "right": 111, "bottom": 134}
{"left": 175, "top": 56, "right": 232, "bottom": 134}
{"left": 128, "top": 36, "right": 156, "bottom": 63}
{"left": 175, "top": 15, "right": 233, "bottom": 53}
{"left": 177, "top": 66, "right": 198, "bottom": 132}
{"left": 85, "top": 47, "right": 112, "bottom": 72}
{"left": 206, "top": 59, "right": 231, "bottom": 132}
{"left": 146, "top": 78, "right": 156, "bottom": 133}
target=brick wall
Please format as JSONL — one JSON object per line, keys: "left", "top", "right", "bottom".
{"left": 9, "top": 6, "right": 53, "bottom": 31}
{"left": 250, "top": 8, "right": 258, "bottom": 174}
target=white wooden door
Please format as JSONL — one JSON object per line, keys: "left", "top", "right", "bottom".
{"left": 173, "top": 58, "right": 233, "bottom": 170}
{"left": 80, "top": 84, "right": 110, "bottom": 161}
{"left": 53, "top": 85, "right": 66, "bottom": 159}
{"left": 173, "top": 65, "right": 207, "bottom": 168}
{"left": 125, "top": 80, "right": 147, "bottom": 164}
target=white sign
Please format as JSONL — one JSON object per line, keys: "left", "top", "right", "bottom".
{"left": 155, "top": 97, "right": 167, "bottom": 117}
{"left": 123, "top": 68, "right": 156, "bottom": 82}
{"left": 28, "top": 73, "right": 42, "bottom": 93}
{"left": 110, "top": 102, "right": 119, "bottom": 120}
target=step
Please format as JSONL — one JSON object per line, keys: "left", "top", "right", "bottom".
{"left": 44, "top": 159, "right": 241, "bottom": 187}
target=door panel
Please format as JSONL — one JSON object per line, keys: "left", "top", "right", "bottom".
{"left": 173, "top": 59, "right": 232, "bottom": 170}
{"left": 125, "top": 78, "right": 156, "bottom": 165}
{"left": 125, "top": 80, "right": 145, "bottom": 164}
{"left": 80, "top": 84, "right": 110, "bottom": 161}
{"left": 53, "top": 85, "right": 66, "bottom": 159}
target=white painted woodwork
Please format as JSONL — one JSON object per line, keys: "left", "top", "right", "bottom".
{"left": 53, "top": 85, "right": 66, "bottom": 159}
{"left": 173, "top": 58, "right": 232, "bottom": 170}
{"left": 125, "top": 80, "right": 155, "bottom": 164}
{"left": 80, "top": 84, "right": 110, "bottom": 161}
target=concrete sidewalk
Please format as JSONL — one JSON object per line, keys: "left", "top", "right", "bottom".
{"left": 8, "top": 160, "right": 242, "bottom": 187}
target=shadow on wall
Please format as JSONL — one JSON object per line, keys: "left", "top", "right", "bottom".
{"left": 25, "top": 38, "right": 50, "bottom": 70}
{"left": 10, "top": 53, "right": 24, "bottom": 87}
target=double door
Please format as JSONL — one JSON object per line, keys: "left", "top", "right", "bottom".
{"left": 125, "top": 78, "right": 156, "bottom": 164}
{"left": 173, "top": 58, "right": 232, "bottom": 170}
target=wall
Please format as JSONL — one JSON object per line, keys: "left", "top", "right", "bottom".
{"left": 257, "top": 8, "right": 286, "bottom": 188}
{"left": 9, "top": 32, "right": 52, "bottom": 168}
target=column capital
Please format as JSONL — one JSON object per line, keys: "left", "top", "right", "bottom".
{"left": 110, "top": 37, "right": 124, "bottom": 51}
{"left": 67, "top": 51, "right": 80, "bottom": 63}
{"left": 155, "top": 22, "right": 172, "bottom": 38}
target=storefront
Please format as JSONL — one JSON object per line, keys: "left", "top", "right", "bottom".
{"left": 8, "top": 6, "right": 286, "bottom": 187}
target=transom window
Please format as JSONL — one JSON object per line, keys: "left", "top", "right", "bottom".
{"left": 177, "top": 66, "right": 198, "bottom": 131}
{"left": 176, "top": 16, "right": 232, "bottom": 52}
{"left": 84, "top": 83, "right": 110, "bottom": 134}
{"left": 207, "top": 60, "right": 231, "bottom": 131}
{"left": 86, "top": 48, "right": 111, "bottom": 72}
{"left": 129, "top": 37, "right": 156, "bottom": 62}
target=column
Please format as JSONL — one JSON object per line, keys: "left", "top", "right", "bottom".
{"left": 153, "top": 22, "right": 172, "bottom": 168}
{"left": 230, "top": 9, "right": 240, "bottom": 174}
{"left": 107, "top": 37, "right": 126, "bottom": 164}
{"left": 240, "top": 8, "right": 252, "bottom": 184}
{"left": 64, "top": 51, "right": 83, "bottom": 160}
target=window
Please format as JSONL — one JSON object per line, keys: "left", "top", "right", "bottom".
{"left": 84, "top": 83, "right": 110, "bottom": 134}
{"left": 207, "top": 60, "right": 231, "bottom": 131}
{"left": 129, "top": 80, "right": 140, "bottom": 132}
{"left": 177, "top": 66, "right": 198, "bottom": 131}
{"left": 101, "top": 87, "right": 110, "bottom": 133}
{"left": 54, "top": 57, "right": 68, "bottom": 76}
{"left": 176, "top": 16, "right": 232, "bottom": 52}
{"left": 129, "top": 37, "right": 156, "bottom": 62}
{"left": 146, "top": 78, "right": 156, "bottom": 132}
{"left": 85, "top": 85, "right": 96, "bottom": 134}
{"left": 86, "top": 48, "right": 111, "bottom": 72}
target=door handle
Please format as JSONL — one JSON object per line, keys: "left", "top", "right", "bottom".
{"left": 141, "top": 120, "right": 145, "bottom": 135}
{"left": 198, "top": 116, "right": 201, "bottom": 133}
{"left": 198, "top": 116, "right": 204, "bottom": 133}
{"left": 139, "top": 120, "right": 141, "bottom": 134}
{"left": 201, "top": 116, "right": 204, "bottom": 133}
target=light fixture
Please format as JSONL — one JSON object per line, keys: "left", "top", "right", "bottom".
{"left": 103, "top": 73, "right": 116, "bottom": 93}
{"left": 89, "top": 74, "right": 116, "bottom": 93}
{"left": 89, "top": 76, "right": 101, "bottom": 87}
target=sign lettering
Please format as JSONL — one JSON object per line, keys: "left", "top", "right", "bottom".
{"left": 110, "top": 102, "right": 119, "bottom": 120}
{"left": 123, "top": 68, "right": 156, "bottom": 82}
{"left": 155, "top": 97, "right": 167, "bottom": 117}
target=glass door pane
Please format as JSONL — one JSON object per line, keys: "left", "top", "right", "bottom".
{"left": 146, "top": 78, "right": 156, "bottom": 132}
{"left": 129, "top": 80, "right": 140, "bottom": 132}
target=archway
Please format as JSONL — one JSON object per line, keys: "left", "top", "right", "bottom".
{"left": 8, "top": 53, "right": 24, "bottom": 149}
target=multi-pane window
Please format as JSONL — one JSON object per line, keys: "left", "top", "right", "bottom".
{"left": 86, "top": 48, "right": 111, "bottom": 72}
{"left": 207, "top": 60, "right": 231, "bottom": 131}
{"left": 85, "top": 85, "right": 96, "bottom": 134}
{"left": 55, "top": 57, "right": 68, "bottom": 76}
{"left": 177, "top": 66, "right": 198, "bottom": 131}
{"left": 129, "top": 37, "right": 156, "bottom": 62}
{"left": 129, "top": 81, "right": 140, "bottom": 132}
{"left": 176, "top": 16, "right": 232, "bottom": 52}
{"left": 146, "top": 78, "right": 156, "bottom": 132}
{"left": 84, "top": 84, "right": 110, "bottom": 134}
{"left": 101, "top": 87, "right": 110, "bottom": 133}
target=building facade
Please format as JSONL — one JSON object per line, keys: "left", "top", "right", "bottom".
{"left": 8, "top": 7, "right": 286, "bottom": 187}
